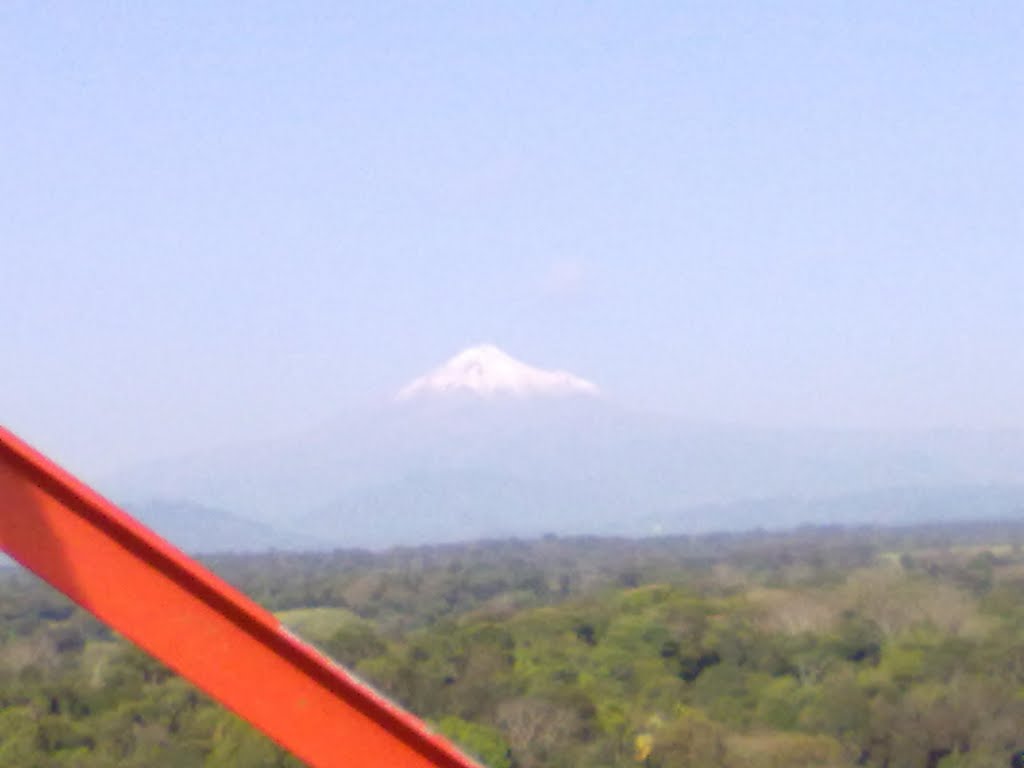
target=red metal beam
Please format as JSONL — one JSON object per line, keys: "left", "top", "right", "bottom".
{"left": 0, "top": 426, "right": 481, "bottom": 768}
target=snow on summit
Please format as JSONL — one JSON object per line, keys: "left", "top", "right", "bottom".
{"left": 397, "top": 344, "right": 600, "bottom": 401}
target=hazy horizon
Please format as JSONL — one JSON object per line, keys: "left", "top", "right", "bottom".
{"left": 3, "top": 3, "right": 1022, "bottom": 480}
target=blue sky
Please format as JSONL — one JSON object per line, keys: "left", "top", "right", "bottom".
{"left": 2, "top": 2, "right": 1022, "bottom": 476}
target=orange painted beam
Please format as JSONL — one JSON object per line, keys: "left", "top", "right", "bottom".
{"left": 0, "top": 426, "right": 481, "bottom": 768}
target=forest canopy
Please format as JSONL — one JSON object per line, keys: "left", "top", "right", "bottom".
{"left": 2, "top": 520, "right": 1024, "bottom": 767}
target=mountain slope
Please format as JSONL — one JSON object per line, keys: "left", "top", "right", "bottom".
{"left": 103, "top": 348, "right": 1024, "bottom": 550}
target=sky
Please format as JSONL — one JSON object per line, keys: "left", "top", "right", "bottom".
{"left": 2, "top": 2, "right": 1022, "bottom": 477}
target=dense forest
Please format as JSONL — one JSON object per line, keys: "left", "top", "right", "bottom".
{"left": 4, "top": 520, "right": 1024, "bottom": 767}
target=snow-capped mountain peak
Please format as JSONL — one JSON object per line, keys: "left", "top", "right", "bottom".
{"left": 396, "top": 344, "right": 600, "bottom": 401}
